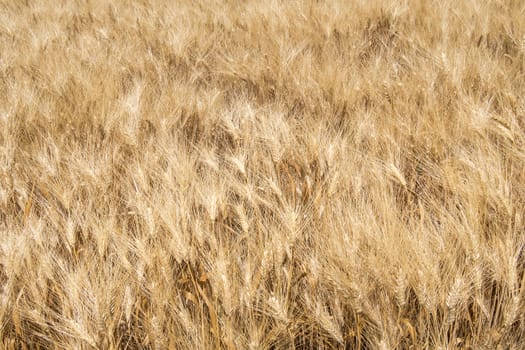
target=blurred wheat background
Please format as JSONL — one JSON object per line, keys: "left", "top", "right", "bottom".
{"left": 0, "top": 0, "right": 524, "bottom": 349}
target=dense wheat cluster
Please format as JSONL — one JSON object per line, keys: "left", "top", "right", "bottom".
{"left": 1, "top": 0, "right": 525, "bottom": 348}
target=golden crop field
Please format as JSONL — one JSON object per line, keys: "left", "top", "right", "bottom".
{"left": 0, "top": 0, "right": 524, "bottom": 348}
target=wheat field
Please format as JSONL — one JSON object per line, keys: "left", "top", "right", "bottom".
{"left": 0, "top": 0, "right": 524, "bottom": 349}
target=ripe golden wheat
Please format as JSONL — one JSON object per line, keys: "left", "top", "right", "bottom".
{"left": 0, "top": 0, "right": 524, "bottom": 348}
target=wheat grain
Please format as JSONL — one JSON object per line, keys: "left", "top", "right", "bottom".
{"left": 1, "top": 0, "right": 524, "bottom": 348}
